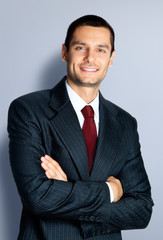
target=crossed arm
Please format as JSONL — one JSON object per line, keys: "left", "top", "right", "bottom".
{"left": 8, "top": 98, "right": 153, "bottom": 237}
{"left": 40, "top": 155, "right": 123, "bottom": 202}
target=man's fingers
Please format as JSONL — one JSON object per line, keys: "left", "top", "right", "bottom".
{"left": 45, "top": 169, "right": 65, "bottom": 180}
{"left": 107, "top": 176, "right": 116, "bottom": 181}
{"left": 41, "top": 160, "right": 67, "bottom": 181}
{"left": 42, "top": 155, "right": 66, "bottom": 177}
{"left": 41, "top": 156, "right": 57, "bottom": 171}
{"left": 107, "top": 176, "right": 123, "bottom": 202}
{"left": 41, "top": 155, "right": 67, "bottom": 181}
{"left": 44, "top": 155, "right": 68, "bottom": 180}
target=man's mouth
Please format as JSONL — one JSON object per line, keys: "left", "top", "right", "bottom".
{"left": 80, "top": 67, "right": 98, "bottom": 72}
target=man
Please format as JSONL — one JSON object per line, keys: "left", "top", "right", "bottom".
{"left": 8, "top": 15, "right": 153, "bottom": 240}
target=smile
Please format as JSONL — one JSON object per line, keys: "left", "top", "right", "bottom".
{"left": 80, "top": 67, "right": 98, "bottom": 72}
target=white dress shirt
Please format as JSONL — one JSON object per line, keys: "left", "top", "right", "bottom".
{"left": 65, "top": 80, "right": 99, "bottom": 133}
{"left": 65, "top": 80, "right": 114, "bottom": 202}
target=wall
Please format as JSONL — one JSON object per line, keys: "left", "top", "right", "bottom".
{"left": 0, "top": 0, "right": 162, "bottom": 239}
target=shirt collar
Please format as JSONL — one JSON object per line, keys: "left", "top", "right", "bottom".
{"left": 65, "top": 80, "right": 99, "bottom": 122}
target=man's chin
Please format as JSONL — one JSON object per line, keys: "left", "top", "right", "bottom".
{"left": 81, "top": 82, "right": 101, "bottom": 88}
{"left": 74, "top": 77, "right": 101, "bottom": 87}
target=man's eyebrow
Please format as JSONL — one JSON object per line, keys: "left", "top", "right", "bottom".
{"left": 97, "top": 44, "right": 109, "bottom": 49}
{"left": 71, "top": 41, "right": 110, "bottom": 49}
{"left": 71, "top": 41, "right": 86, "bottom": 46}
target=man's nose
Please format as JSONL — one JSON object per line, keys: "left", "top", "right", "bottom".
{"left": 84, "top": 49, "right": 95, "bottom": 63}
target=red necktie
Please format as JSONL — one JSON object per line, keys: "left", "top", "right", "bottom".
{"left": 81, "top": 106, "right": 97, "bottom": 172}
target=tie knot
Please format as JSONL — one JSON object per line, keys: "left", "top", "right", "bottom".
{"left": 81, "top": 105, "right": 94, "bottom": 118}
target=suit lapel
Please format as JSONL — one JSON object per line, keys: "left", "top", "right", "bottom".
{"left": 90, "top": 94, "right": 124, "bottom": 181}
{"left": 49, "top": 78, "right": 125, "bottom": 181}
{"left": 49, "top": 77, "right": 89, "bottom": 180}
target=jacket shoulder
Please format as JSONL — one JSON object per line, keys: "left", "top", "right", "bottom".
{"left": 102, "top": 94, "right": 135, "bottom": 117}
{"left": 101, "top": 96, "right": 137, "bottom": 127}
{"left": 8, "top": 89, "right": 54, "bottom": 124}
{"left": 10, "top": 89, "right": 51, "bottom": 107}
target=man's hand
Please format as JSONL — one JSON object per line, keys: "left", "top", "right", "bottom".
{"left": 40, "top": 156, "right": 123, "bottom": 201}
{"left": 41, "top": 155, "right": 68, "bottom": 181}
{"left": 107, "top": 176, "right": 123, "bottom": 202}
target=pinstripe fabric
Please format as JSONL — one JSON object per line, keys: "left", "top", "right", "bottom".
{"left": 8, "top": 76, "right": 153, "bottom": 239}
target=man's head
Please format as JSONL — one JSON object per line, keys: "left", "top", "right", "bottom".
{"left": 64, "top": 15, "right": 115, "bottom": 55}
{"left": 62, "top": 15, "right": 116, "bottom": 93}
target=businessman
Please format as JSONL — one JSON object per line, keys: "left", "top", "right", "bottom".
{"left": 8, "top": 15, "right": 153, "bottom": 240}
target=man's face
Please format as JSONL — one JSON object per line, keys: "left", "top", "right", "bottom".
{"left": 62, "top": 26, "right": 115, "bottom": 88}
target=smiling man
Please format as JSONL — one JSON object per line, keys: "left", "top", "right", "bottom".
{"left": 8, "top": 15, "right": 153, "bottom": 240}
{"left": 62, "top": 25, "right": 115, "bottom": 104}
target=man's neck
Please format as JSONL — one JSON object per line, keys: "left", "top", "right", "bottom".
{"left": 67, "top": 80, "right": 99, "bottom": 104}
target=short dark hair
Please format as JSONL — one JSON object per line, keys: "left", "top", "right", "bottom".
{"left": 64, "top": 15, "right": 115, "bottom": 54}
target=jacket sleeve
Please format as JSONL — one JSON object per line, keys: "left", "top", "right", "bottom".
{"left": 8, "top": 98, "right": 111, "bottom": 219}
{"left": 80, "top": 117, "right": 154, "bottom": 238}
{"left": 8, "top": 98, "right": 153, "bottom": 239}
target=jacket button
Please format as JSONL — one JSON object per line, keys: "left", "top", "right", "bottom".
{"left": 84, "top": 216, "right": 89, "bottom": 221}
{"left": 96, "top": 217, "right": 101, "bottom": 222}
{"left": 79, "top": 216, "right": 84, "bottom": 221}
{"left": 90, "top": 216, "right": 95, "bottom": 221}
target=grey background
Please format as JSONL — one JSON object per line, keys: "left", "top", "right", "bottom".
{"left": 0, "top": 0, "right": 162, "bottom": 239}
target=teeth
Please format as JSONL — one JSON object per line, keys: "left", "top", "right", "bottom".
{"left": 81, "top": 68, "right": 97, "bottom": 72}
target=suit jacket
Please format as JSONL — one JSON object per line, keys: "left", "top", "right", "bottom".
{"left": 8, "top": 76, "right": 153, "bottom": 240}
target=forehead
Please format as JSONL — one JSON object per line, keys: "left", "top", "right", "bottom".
{"left": 70, "top": 26, "right": 111, "bottom": 46}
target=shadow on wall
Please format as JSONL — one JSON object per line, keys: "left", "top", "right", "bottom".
{"left": 0, "top": 135, "right": 21, "bottom": 240}
{"left": 1, "top": 54, "right": 66, "bottom": 240}
{"left": 40, "top": 52, "right": 67, "bottom": 89}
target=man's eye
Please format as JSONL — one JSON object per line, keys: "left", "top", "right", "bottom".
{"left": 98, "top": 49, "right": 105, "bottom": 53}
{"left": 76, "top": 46, "right": 85, "bottom": 51}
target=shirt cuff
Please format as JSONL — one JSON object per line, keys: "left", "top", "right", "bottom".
{"left": 105, "top": 182, "right": 114, "bottom": 202}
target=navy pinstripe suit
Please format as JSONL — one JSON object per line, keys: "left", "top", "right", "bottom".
{"left": 8, "top": 77, "right": 153, "bottom": 239}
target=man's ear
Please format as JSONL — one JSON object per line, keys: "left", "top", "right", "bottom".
{"left": 109, "top": 50, "right": 116, "bottom": 67}
{"left": 62, "top": 44, "right": 68, "bottom": 62}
